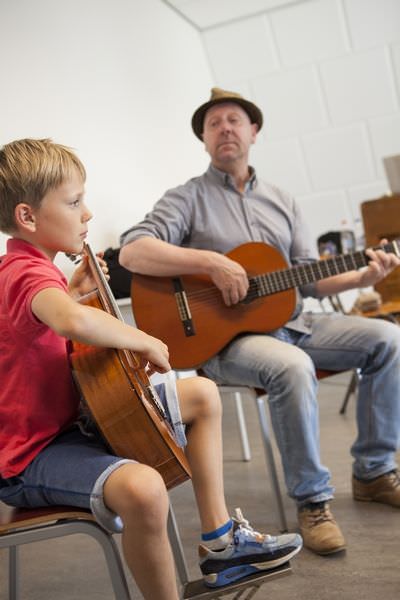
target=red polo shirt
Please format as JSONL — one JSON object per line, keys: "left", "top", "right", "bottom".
{"left": 0, "top": 238, "right": 79, "bottom": 477}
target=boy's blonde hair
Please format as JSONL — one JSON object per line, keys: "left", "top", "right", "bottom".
{"left": 0, "top": 138, "right": 86, "bottom": 234}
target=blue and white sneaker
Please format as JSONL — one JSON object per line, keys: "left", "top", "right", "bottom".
{"left": 199, "top": 508, "right": 303, "bottom": 588}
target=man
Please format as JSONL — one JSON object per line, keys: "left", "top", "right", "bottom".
{"left": 119, "top": 88, "right": 400, "bottom": 556}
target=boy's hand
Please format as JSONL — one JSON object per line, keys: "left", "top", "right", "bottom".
{"left": 68, "top": 252, "right": 109, "bottom": 299}
{"left": 139, "top": 333, "right": 171, "bottom": 375}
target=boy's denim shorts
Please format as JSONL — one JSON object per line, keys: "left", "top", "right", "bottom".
{"left": 0, "top": 380, "right": 185, "bottom": 533}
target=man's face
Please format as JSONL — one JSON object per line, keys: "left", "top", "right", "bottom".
{"left": 202, "top": 102, "right": 258, "bottom": 167}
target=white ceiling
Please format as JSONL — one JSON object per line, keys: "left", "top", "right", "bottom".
{"left": 163, "top": 0, "right": 303, "bottom": 30}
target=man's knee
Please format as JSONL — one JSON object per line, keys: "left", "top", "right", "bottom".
{"left": 269, "top": 350, "right": 315, "bottom": 384}
{"left": 367, "top": 318, "right": 400, "bottom": 359}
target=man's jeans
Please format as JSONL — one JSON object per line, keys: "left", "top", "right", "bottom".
{"left": 203, "top": 312, "right": 400, "bottom": 507}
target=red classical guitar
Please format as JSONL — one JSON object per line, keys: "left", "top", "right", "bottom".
{"left": 130, "top": 240, "right": 400, "bottom": 369}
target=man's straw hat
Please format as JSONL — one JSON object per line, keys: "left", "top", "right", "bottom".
{"left": 191, "top": 87, "right": 263, "bottom": 140}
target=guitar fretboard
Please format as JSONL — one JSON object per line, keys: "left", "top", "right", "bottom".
{"left": 246, "top": 240, "right": 398, "bottom": 301}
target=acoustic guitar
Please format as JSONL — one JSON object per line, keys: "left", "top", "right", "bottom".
{"left": 70, "top": 243, "right": 191, "bottom": 489}
{"left": 131, "top": 240, "right": 400, "bottom": 369}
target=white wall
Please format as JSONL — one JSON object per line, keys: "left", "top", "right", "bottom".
{"left": 202, "top": 0, "right": 400, "bottom": 245}
{"left": 0, "top": 0, "right": 212, "bottom": 275}
{"left": 2, "top": 0, "right": 400, "bottom": 268}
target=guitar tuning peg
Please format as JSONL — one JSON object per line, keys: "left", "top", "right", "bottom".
{"left": 65, "top": 252, "right": 83, "bottom": 264}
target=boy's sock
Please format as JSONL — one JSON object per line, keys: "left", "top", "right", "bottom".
{"left": 201, "top": 519, "right": 233, "bottom": 550}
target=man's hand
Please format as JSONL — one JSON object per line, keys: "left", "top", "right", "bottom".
{"left": 359, "top": 239, "right": 400, "bottom": 287}
{"left": 208, "top": 252, "right": 249, "bottom": 306}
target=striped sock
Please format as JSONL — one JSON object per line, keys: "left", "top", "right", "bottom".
{"left": 201, "top": 519, "right": 233, "bottom": 550}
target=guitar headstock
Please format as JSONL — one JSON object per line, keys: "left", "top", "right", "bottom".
{"left": 65, "top": 252, "right": 83, "bottom": 264}
{"left": 377, "top": 239, "right": 400, "bottom": 257}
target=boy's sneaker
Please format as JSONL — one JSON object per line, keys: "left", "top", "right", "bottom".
{"left": 198, "top": 508, "right": 303, "bottom": 588}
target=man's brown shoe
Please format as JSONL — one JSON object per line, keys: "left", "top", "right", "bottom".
{"left": 298, "top": 502, "right": 346, "bottom": 555}
{"left": 353, "top": 470, "right": 400, "bottom": 507}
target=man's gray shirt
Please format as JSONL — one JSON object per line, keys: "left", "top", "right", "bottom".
{"left": 120, "top": 164, "right": 319, "bottom": 333}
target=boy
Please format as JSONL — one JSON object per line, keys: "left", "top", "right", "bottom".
{"left": 0, "top": 138, "right": 302, "bottom": 599}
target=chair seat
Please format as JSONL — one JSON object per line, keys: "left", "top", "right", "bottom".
{"left": 0, "top": 503, "right": 95, "bottom": 533}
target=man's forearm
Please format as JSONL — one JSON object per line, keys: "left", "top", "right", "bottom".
{"left": 119, "top": 237, "right": 214, "bottom": 276}
{"left": 315, "top": 270, "right": 361, "bottom": 298}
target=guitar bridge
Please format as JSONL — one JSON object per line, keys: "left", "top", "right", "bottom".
{"left": 173, "top": 278, "right": 195, "bottom": 337}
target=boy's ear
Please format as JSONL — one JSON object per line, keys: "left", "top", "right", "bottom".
{"left": 14, "top": 203, "right": 37, "bottom": 232}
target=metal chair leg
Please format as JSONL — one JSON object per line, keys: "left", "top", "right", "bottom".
{"left": 9, "top": 545, "right": 19, "bottom": 600}
{"left": 339, "top": 369, "right": 360, "bottom": 415}
{"left": 255, "top": 395, "right": 288, "bottom": 533}
{"left": 168, "top": 505, "right": 190, "bottom": 587}
{"left": 233, "top": 391, "right": 252, "bottom": 462}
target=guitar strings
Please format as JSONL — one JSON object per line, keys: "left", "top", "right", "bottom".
{"left": 177, "top": 255, "right": 362, "bottom": 304}
{"left": 179, "top": 264, "right": 314, "bottom": 303}
{"left": 181, "top": 282, "right": 271, "bottom": 311}
{"left": 179, "top": 249, "right": 370, "bottom": 305}
{"left": 180, "top": 278, "right": 272, "bottom": 304}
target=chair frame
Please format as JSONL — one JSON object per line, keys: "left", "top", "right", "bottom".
{"left": 0, "top": 505, "right": 132, "bottom": 600}
{"left": 1, "top": 501, "right": 291, "bottom": 600}
{"left": 0, "top": 502, "right": 194, "bottom": 600}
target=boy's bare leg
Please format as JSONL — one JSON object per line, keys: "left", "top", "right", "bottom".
{"left": 104, "top": 463, "right": 179, "bottom": 600}
{"left": 102, "top": 376, "right": 229, "bottom": 597}
{"left": 177, "top": 377, "right": 231, "bottom": 533}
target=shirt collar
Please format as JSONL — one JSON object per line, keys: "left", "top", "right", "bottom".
{"left": 6, "top": 238, "right": 52, "bottom": 262}
{"left": 207, "top": 163, "right": 258, "bottom": 191}
{"left": 3, "top": 238, "right": 67, "bottom": 285}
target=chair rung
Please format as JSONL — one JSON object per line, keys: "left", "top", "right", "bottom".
{"left": 182, "top": 562, "right": 292, "bottom": 599}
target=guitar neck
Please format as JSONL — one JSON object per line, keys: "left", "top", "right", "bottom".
{"left": 84, "top": 243, "right": 123, "bottom": 319}
{"left": 247, "top": 240, "right": 399, "bottom": 300}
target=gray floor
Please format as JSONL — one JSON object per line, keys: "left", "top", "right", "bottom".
{"left": 1, "top": 372, "right": 399, "bottom": 599}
